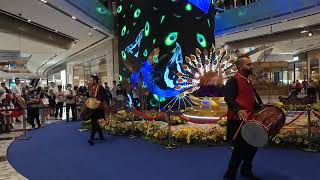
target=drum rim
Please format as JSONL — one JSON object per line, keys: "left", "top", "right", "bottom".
{"left": 241, "top": 122, "right": 268, "bottom": 147}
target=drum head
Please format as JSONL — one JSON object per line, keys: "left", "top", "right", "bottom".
{"left": 241, "top": 122, "right": 268, "bottom": 147}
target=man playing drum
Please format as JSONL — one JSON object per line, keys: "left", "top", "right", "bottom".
{"left": 87, "top": 75, "right": 107, "bottom": 146}
{"left": 223, "top": 54, "right": 263, "bottom": 180}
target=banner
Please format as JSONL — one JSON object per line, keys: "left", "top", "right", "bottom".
{"left": 0, "top": 50, "right": 21, "bottom": 61}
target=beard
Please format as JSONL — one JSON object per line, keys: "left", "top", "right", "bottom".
{"left": 244, "top": 68, "right": 253, "bottom": 75}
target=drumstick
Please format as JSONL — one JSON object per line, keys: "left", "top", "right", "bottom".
{"left": 233, "top": 120, "right": 245, "bottom": 141}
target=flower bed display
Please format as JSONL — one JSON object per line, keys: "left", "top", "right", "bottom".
{"left": 83, "top": 110, "right": 320, "bottom": 149}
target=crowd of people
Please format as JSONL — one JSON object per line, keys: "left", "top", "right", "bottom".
{"left": 0, "top": 77, "right": 133, "bottom": 134}
{"left": 289, "top": 79, "right": 319, "bottom": 99}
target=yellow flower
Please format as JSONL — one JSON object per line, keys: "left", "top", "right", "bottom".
{"left": 186, "top": 133, "right": 191, "bottom": 144}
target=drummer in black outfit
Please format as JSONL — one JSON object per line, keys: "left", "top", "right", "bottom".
{"left": 223, "top": 54, "right": 263, "bottom": 180}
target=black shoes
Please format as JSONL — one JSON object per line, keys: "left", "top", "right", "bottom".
{"left": 223, "top": 175, "right": 235, "bottom": 180}
{"left": 223, "top": 172, "right": 260, "bottom": 180}
{"left": 240, "top": 166, "right": 260, "bottom": 180}
{"left": 88, "top": 140, "right": 94, "bottom": 146}
{"left": 223, "top": 169, "right": 236, "bottom": 180}
{"left": 223, "top": 164, "right": 260, "bottom": 180}
{"left": 240, "top": 170, "right": 260, "bottom": 180}
{"left": 88, "top": 137, "right": 104, "bottom": 146}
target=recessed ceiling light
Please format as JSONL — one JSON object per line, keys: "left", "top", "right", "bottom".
{"left": 301, "top": 30, "right": 308, "bottom": 34}
{"left": 93, "top": 27, "right": 97, "bottom": 30}
{"left": 28, "top": 19, "right": 31, "bottom": 22}
{"left": 40, "top": 0, "right": 47, "bottom": 3}
{"left": 72, "top": 16, "right": 77, "bottom": 20}
{"left": 308, "top": 32, "right": 313, "bottom": 36}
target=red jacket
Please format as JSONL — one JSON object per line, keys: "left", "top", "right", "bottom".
{"left": 226, "top": 73, "right": 258, "bottom": 120}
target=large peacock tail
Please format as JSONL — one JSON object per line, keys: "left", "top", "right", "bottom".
{"left": 164, "top": 45, "right": 237, "bottom": 109}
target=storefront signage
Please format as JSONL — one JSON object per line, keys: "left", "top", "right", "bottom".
{"left": 0, "top": 50, "right": 21, "bottom": 61}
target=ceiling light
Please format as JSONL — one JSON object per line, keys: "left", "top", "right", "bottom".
{"left": 301, "top": 30, "right": 308, "bottom": 34}
{"left": 93, "top": 27, "right": 97, "bottom": 30}
{"left": 40, "top": 0, "right": 47, "bottom": 3}
{"left": 308, "top": 32, "right": 313, "bottom": 36}
{"left": 28, "top": 19, "right": 31, "bottom": 22}
{"left": 72, "top": 16, "right": 77, "bottom": 20}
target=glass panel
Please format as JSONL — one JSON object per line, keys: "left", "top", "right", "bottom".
{"left": 73, "top": 64, "right": 84, "bottom": 87}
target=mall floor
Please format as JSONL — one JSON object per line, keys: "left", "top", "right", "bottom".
{"left": 0, "top": 96, "right": 318, "bottom": 180}
{"left": 0, "top": 118, "right": 59, "bottom": 179}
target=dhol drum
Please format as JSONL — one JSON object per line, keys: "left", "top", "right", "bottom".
{"left": 85, "top": 98, "right": 100, "bottom": 110}
{"left": 241, "top": 105, "right": 286, "bottom": 147}
{"left": 80, "top": 98, "right": 101, "bottom": 120}
{"left": 79, "top": 105, "right": 94, "bottom": 121}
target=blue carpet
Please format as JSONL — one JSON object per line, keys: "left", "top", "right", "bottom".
{"left": 7, "top": 121, "right": 320, "bottom": 180}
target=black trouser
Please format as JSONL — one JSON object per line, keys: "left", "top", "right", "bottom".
{"left": 66, "top": 103, "right": 77, "bottom": 121}
{"left": 90, "top": 108, "right": 104, "bottom": 140}
{"left": 225, "top": 120, "right": 258, "bottom": 177}
{"left": 27, "top": 107, "right": 41, "bottom": 128}
{"left": 55, "top": 102, "right": 63, "bottom": 118}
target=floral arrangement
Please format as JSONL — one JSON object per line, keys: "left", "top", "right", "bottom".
{"left": 172, "top": 127, "right": 226, "bottom": 144}
{"left": 280, "top": 102, "right": 320, "bottom": 112}
{"left": 271, "top": 128, "right": 309, "bottom": 147}
{"left": 217, "top": 119, "right": 227, "bottom": 127}
{"left": 83, "top": 110, "right": 319, "bottom": 149}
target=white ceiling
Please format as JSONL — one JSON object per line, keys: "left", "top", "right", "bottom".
{"left": 217, "top": 8, "right": 320, "bottom": 55}
{"left": 0, "top": 0, "right": 112, "bottom": 78}
{"left": 272, "top": 35, "right": 320, "bottom": 54}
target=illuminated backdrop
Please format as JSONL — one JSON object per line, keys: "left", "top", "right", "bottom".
{"left": 116, "top": 0, "right": 216, "bottom": 108}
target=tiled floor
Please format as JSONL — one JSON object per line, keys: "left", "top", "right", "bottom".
{"left": 0, "top": 119, "right": 59, "bottom": 180}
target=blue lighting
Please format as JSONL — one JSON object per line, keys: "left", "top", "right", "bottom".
{"left": 126, "top": 94, "right": 133, "bottom": 108}
{"left": 131, "top": 72, "right": 140, "bottom": 85}
{"left": 187, "top": 0, "right": 211, "bottom": 14}
{"left": 164, "top": 43, "right": 183, "bottom": 88}
{"left": 125, "top": 29, "right": 144, "bottom": 58}
{"left": 141, "top": 61, "right": 182, "bottom": 98}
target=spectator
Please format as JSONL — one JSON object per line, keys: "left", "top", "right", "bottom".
{"left": 104, "top": 82, "right": 112, "bottom": 106}
{"left": 111, "top": 80, "right": 117, "bottom": 106}
{"left": 26, "top": 88, "right": 41, "bottom": 128}
{"left": 54, "top": 85, "right": 64, "bottom": 119}
{"left": 1, "top": 82, "right": 9, "bottom": 93}
{"left": 116, "top": 84, "right": 126, "bottom": 109}
{"left": 48, "top": 89, "right": 56, "bottom": 117}
{"left": 65, "top": 84, "right": 77, "bottom": 122}
{"left": 295, "top": 80, "right": 303, "bottom": 93}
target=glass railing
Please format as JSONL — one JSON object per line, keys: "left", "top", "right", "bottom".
{"left": 215, "top": 0, "right": 320, "bottom": 35}
{"left": 65, "top": 0, "right": 114, "bottom": 30}
{"left": 215, "top": 0, "right": 258, "bottom": 10}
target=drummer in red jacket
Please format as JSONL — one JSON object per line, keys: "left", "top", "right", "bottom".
{"left": 87, "top": 75, "right": 107, "bottom": 146}
{"left": 223, "top": 54, "right": 263, "bottom": 180}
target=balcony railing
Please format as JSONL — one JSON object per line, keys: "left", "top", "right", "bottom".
{"left": 215, "top": 0, "right": 320, "bottom": 36}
